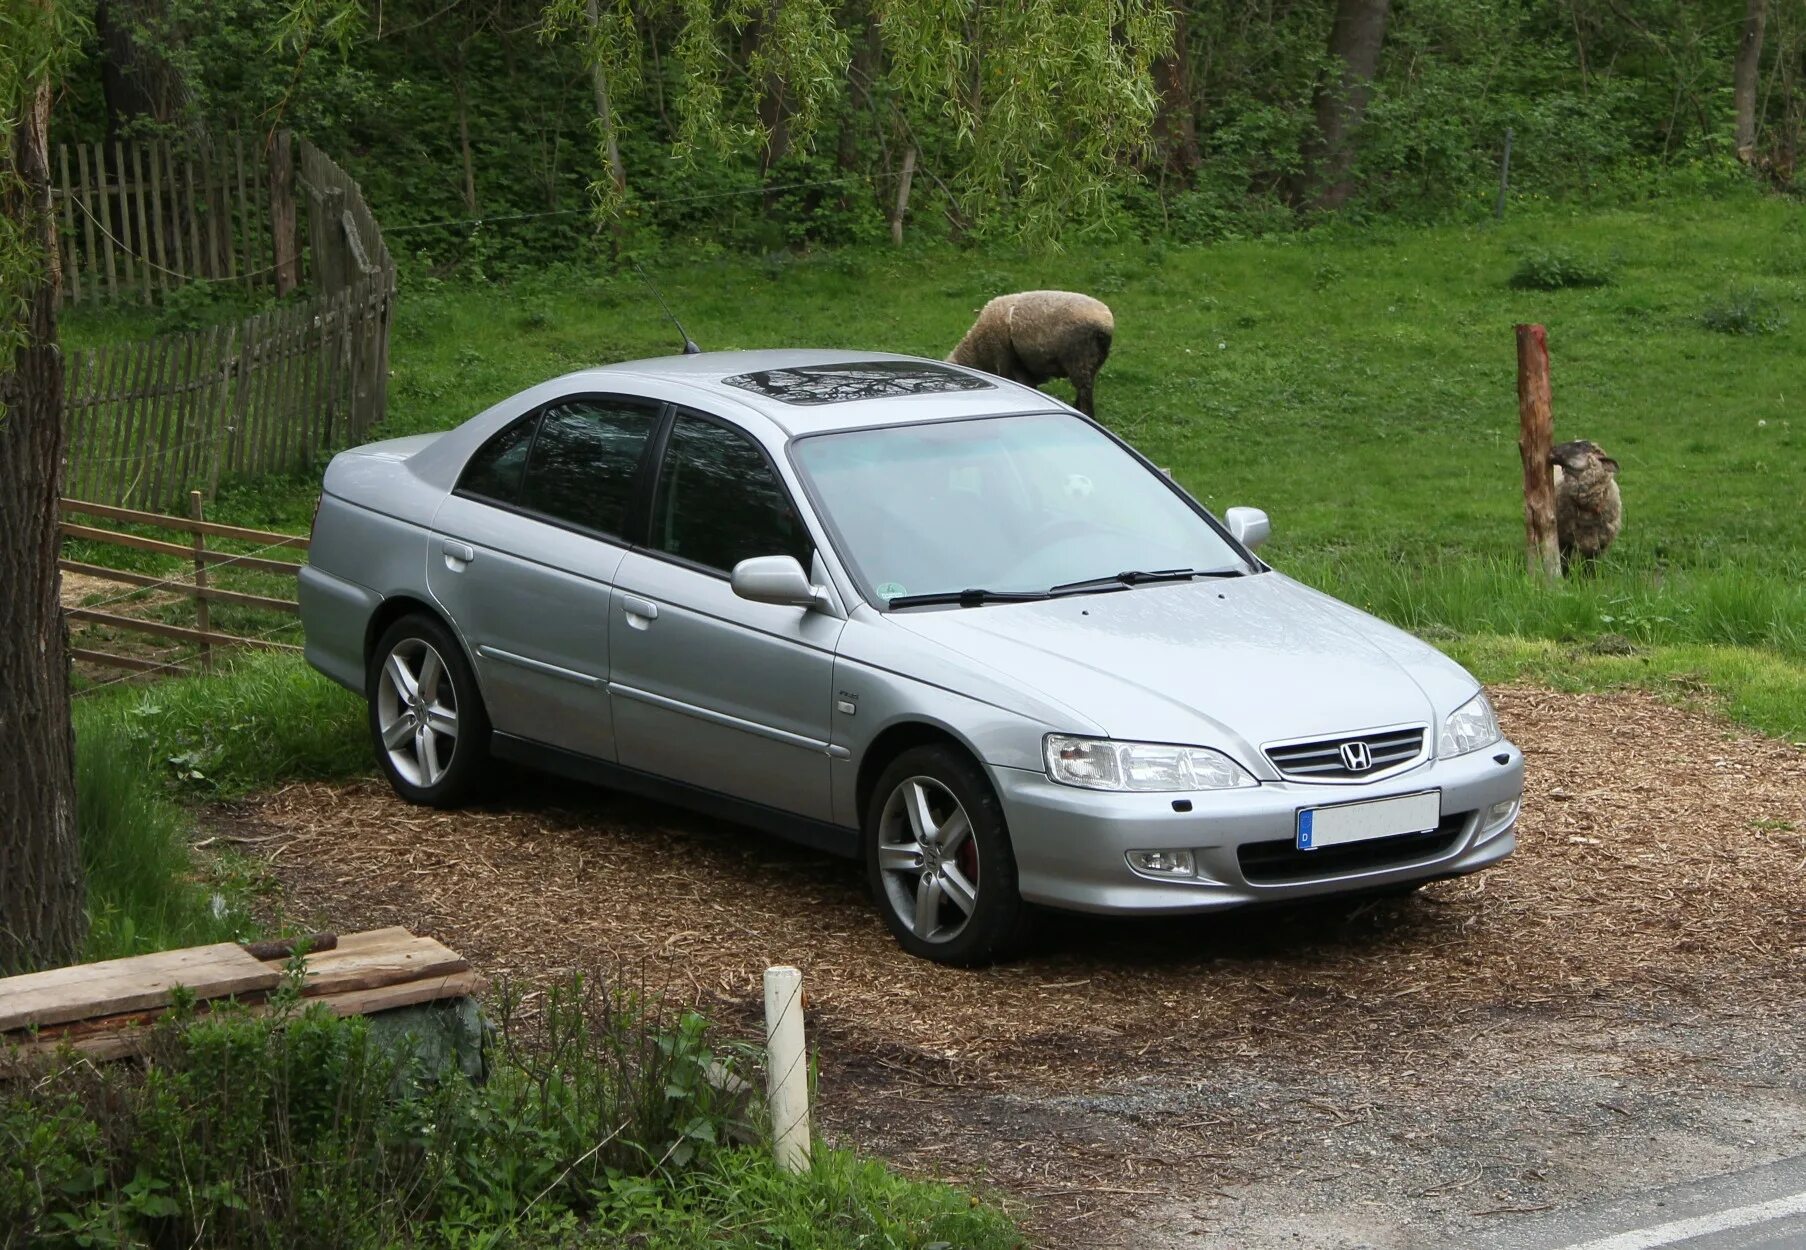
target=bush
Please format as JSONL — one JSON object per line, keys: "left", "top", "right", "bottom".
{"left": 1700, "top": 286, "right": 1787, "bottom": 335}
{"left": 1508, "top": 248, "right": 1612, "bottom": 290}
{"left": 0, "top": 979, "right": 1017, "bottom": 1250}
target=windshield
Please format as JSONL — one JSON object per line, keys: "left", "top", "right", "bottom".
{"left": 791, "top": 413, "right": 1250, "bottom": 607}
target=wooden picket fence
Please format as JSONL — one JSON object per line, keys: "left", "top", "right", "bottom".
{"left": 60, "top": 496, "right": 306, "bottom": 682}
{"left": 59, "top": 136, "right": 394, "bottom": 514}
{"left": 52, "top": 134, "right": 287, "bottom": 306}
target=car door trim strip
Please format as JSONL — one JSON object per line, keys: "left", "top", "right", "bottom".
{"left": 608, "top": 681, "right": 847, "bottom": 757}
{"left": 476, "top": 645, "right": 604, "bottom": 688}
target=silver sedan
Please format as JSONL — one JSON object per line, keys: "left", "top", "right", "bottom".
{"left": 300, "top": 350, "right": 1523, "bottom": 965}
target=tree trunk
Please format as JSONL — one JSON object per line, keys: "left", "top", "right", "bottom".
{"left": 0, "top": 73, "right": 86, "bottom": 975}
{"left": 1292, "top": 0, "right": 1391, "bottom": 211}
{"left": 1734, "top": 0, "right": 1769, "bottom": 164}
{"left": 1151, "top": 1, "right": 1200, "bottom": 176}
{"left": 586, "top": 0, "right": 627, "bottom": 198}
{"left": 452, "top": 62, "right": 478, "bottom": 216}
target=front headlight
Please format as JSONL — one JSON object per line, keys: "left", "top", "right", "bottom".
{"left": 1439, "top": 690, "right": 1502, "bottom": 758}
{"left": 1044, "top": 735, "right": 1257, "bottom": 792}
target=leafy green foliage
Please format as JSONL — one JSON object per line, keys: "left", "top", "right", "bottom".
{"left": 0, "top": 986, "right": 1020, "bottom": 1249}
{"left": 1508, "top": 248, "right": 1612, "bottom": 291}
{"left": 1700, "top": 286, "right": 1787, "bottom": 335}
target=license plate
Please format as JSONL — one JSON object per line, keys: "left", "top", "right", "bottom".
{"left": 1296, "top": 790, "right": 1441, "bottom": 851}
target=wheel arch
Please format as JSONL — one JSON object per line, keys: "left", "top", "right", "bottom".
{"left": 364, "top": 595, "right": 481, "bottom": 691}
{"left": 855, "top": 719, "right": 993, "bottom": 828}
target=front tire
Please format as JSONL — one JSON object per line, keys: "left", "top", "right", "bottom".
{"left": 368, "top": 614, "right": 491, "bottom": 808}
{"left": 864, "top": 745, "right": 1030, "bottom": 966}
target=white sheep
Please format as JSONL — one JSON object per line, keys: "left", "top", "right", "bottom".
{"left": 947, "top": 290, "right": 1114, "bottom": 417}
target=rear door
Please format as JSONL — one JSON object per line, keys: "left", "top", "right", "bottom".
{"left": 607, "top": 410, "right": 844, "bottom": 822}
{"left": 429, "top": 395, "right": 661, "bottom": 762}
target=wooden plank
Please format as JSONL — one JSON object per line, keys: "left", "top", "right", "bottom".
{"left": 60, "top": 497, "right": 309, "bottom": 547}
{"left": 59, "top": 523, "right": 304, "bottom": 573}
{"left": 63, "top": 347, "right": 98, "bottom": 497}
{"left": 113, "top": 140, "right": 137, "bottom": 297}
{"left": 130, "top": 141, "right": 153, "bottom": 301}
{"left": 277, "top": 936, "right": 471, "bottom": 997}
{"left": 163, "top": 141, "right": 186, "bottom": 280}
{"left": 207, "top": 323, "right": 237, "bottom": 495}
{"left": 0, "top": 942, "right": 279, "bottom": 1032}
{"left": 309, "top": 970, "right": 484, "bottom": 1017}
{"left": 57, "top": 144, "right": 80, "bottom": 303}
{"left": 58, "top": 560, "right": 301, "bottom": 613}
{"left": 203, "top": 144, "right": 222, "bottom": 279}
{"left": 64, "top": 607, "right": 302, "bottom": 652}
{"left": 68, "top": 647, "right": 193, "bottom": 676}
{"left": 183, "top": 151, "right": 202, "bottom": 278}
{"left": 138, "top": 335, "right": 178, "bottom": 508}
{"left": 99, "top": 341, "right": 138, "bottom": 505}
{"left": 221, "top": 144, "right": 238, "bottom": 282}
{"left": 108, "top": 336, "right": 148, "bottom": 505}
{"left": 148, "top": 139, "right": 167, "bottom": 292}
{"left": 230, "top": 311, "right": 260, "bottom": 475}
{"left": 234, "top": 134, "right": 251, "bottom": 283}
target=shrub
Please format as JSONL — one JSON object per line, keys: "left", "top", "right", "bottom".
{"left": 1507, "top": 248, "right": 1612, "bottom": 290}
{"left": 1700, "top": 287, "right": 1786, "bottom": 335}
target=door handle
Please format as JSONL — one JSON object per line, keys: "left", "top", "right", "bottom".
{"left": 441, "top": 540, "right": 476, "bottom": 566}
{"left": 621, "top": 594, "right": 659, "bottom": 622}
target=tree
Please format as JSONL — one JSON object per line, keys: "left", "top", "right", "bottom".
{"left": 1734, "top": 0, "right": 1768, "bottom": 164}
{"left": 1, "top": 0, "right": 86, "bottom": 974}
{"left": 1291, "top": 0, "right": 1390, "bottom": 212}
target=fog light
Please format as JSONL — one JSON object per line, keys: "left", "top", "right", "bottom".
{"left": 1485, "top": 799, "right": 1520, "bottom": 828}
{"left": 1128, "top": 849, "right": 1196, "bottom": 877}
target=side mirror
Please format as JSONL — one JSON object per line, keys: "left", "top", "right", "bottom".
{"left": 1224, "top": 506, "right": 1271, "bottom": 552}
{"left": 731, "top": 555, "right": 829, "bottom": 609}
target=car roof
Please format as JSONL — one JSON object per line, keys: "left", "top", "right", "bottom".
{"left": 562, "top": 349, "right": 1060, "bottom": 435}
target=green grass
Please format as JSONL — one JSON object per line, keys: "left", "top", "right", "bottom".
{"left": 76, "top": 650, "right": 367, "bottom": 797}
{"left": 61, "top": 190, "right": 1806, "bottom": 738}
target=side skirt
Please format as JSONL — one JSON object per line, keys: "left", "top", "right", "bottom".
{"left": 490, "top": 732, "right": 861, "bottom": 859}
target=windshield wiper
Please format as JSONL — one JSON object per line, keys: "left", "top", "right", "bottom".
{"left": 1048, "top": 567, "right": 1247, "bottom": 597}
{"left": 884, "top": 588, "right": 1052, "bottom": 610}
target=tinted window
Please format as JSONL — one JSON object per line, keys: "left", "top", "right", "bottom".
{"left": 652, "top": 415, "right": 812, "bottom": 574}
{"left": 458, "top": 416, "right": 537, "bottom": 502}
{"left": 517, "top": 398, "right": 659, "bottom": 536}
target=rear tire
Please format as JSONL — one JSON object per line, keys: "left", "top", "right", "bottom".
{"left": 367, "top": 614, "right": 491, "bottom": 808}
{"left": 864, "top": 745, "right": 1031, "bottom": 966}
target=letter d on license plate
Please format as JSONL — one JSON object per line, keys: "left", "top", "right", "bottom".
{"left": 1296, "top": 790, "right": 1441, "bottom": 851}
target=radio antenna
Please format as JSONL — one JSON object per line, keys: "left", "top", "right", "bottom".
{"left": 632, "top": 260, "right": 702, "bottom": 355}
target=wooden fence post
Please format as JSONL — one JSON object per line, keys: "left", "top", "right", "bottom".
{"left": 269, "top": 130, "right": 299, "bottom": 296}
{"left": 190, "top": 491, "right": 211, "bottom": 670}
{"left": 1515, "top": 323, "right": 1560, "bottom": 582}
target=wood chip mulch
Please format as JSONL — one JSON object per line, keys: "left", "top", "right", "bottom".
{"left": 229, "top": 686, "right": 1806, "bottom": 1085}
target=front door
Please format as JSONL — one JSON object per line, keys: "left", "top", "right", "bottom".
{"left": 607, "top": 411, "right": 843, "bottom": 822}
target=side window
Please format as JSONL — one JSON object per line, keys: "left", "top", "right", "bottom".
{"left": 516, "top": 398, "right": 659, "bottom": 536}
{"left": 458, "top": 415, "right": 538, "bottom": 503}
{"left": 652, "top": 414, "right": 812, "bottom": 574}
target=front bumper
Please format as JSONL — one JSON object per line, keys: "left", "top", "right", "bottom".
{"left": 993, "top": 740, "right": 1524, "bottom": 914}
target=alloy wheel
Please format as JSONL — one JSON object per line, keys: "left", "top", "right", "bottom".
{"left": 876, "top": 775, "right": 982, "bottom": 944}
{"left": 375, "top": 637, "right": 459, "bottom": 788}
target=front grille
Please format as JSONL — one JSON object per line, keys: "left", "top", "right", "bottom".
{"left": 1264, "top": 725, "right": 1426, "bottom": 782}
{"left": 1237, "top": 813, "right": 1467, "bottom": 884}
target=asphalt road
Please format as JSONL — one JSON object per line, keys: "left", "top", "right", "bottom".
{"left": 1471, "top": 1153, "right": 1806, "bottom": 1250}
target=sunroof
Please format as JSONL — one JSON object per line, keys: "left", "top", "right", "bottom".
{"left": 721, "top": 360, "right": 994, "bottom": 405}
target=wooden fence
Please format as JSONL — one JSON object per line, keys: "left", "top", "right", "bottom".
{"left": 60, "top": 496, "right": 306, "bottom": 683}
{"left": 59, "top": 136, "right": 394, "bottom": 514}
{"left": 52, "top": 134, "right": 288, "bottom": 306}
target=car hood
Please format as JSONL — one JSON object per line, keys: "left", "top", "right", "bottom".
{"left": 884, "top": 572, "right": 1478, "bottom": 762}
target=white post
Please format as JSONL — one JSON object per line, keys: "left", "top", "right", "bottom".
{"left": 763, "top": 964, "right": 810, "bottom": 1173}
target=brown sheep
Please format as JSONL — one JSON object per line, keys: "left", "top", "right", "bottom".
{"left": 947, "top": 290, "right": 1114, "bottom": 417}
{"left": 1550, "top": 438, "right": 1623, "bottom": 574}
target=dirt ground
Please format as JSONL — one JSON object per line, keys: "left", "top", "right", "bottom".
{"left": 217, "top": 686, "right": 1806, "bottom": 1248}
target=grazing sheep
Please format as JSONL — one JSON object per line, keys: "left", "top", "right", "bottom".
{"left": 1550, "top": 438, "right": 1622, "bottom": 574}
{"left": 948, "top": 291, "right": 1114, "bottom": 417}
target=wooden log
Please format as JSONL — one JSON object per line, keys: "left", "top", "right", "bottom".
{"left": 1516, "top": 323, "right": 1560, "bottom": 582}
{"left": 57, "top": 560, "right": 301, "bottom": 613}
{"left": 60, "top": 498, "right": 309, "bottom": 547}
{"left": 64, "top": 607, "right": 301, "bottom": 652}
{"left": 269, "top": 130, "right": 299, "bottom": 295}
